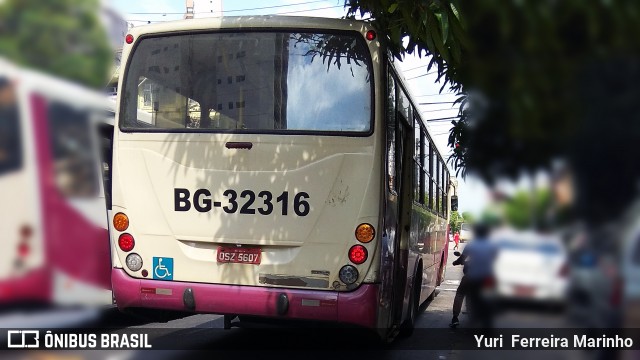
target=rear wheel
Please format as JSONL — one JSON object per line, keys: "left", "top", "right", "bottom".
{"left": 399, "top": 269, "right": 422, "bottom": 337}
{"left": 436, "top": 253, "right": 447, "bottom": 286}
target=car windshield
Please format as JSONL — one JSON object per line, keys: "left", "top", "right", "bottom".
{"left": 121, "top": 31, "right": 372, "bottom": 134}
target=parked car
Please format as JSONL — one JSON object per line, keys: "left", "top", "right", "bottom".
{"left": 491, "top": 231, "right": 569, "bottom": 306}
{"left": 460, "top": 223, "right": 472, "bottom": 243}
{"left": 567, "top": 224, "right": 622, "bottom": 328}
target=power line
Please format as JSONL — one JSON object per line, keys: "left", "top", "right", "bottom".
{"left": 425, "top": 116, "right": 458, "bottom": 122}
{"left": 406, "top": 71, "right": 437, "bottom": 80}
{"left": 402, "top": 64, "right": 429, "bottom": 72}
{"left": 422, "top": 108, "right": 458, "bottom": 113}
{"left": 427, "top": 121, "right": 456, "bottom": 125}
{"left": 271, "top": 5, "right": 343, "bottom": 15}
{"left": 127, "top": 5, "right": 344, "bottom": 23}
{"left": 415, "top": 93, "right": 458, "bottom": 97}
{"left": 419, "top": 101, "right": 457, "bottom": 105}
{"left": 125, "top": 0, "right": 331, "bottom": 15}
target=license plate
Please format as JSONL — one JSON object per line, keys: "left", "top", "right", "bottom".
{"left": 514, "top": 285, "right": 534, "bottom": 297}
{"left": 217, "top": 246, "right": 261, "bottom": 265}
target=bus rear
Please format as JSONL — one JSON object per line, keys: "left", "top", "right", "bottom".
{"left": 111, "top": 17, "right": 383, "bottom": 328}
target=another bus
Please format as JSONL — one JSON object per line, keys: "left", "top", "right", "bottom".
{"left": 0, "top": 59, "right": 114, "bottom": 308}
{"left": 110, "top": 16, "right": 455, "bottom": 339}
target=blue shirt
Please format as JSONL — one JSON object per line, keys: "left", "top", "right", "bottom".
{"left": 462, "top": 239, "right": 497, "bottom": 280}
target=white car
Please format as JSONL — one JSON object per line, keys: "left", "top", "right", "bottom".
{"left": 460, "top": 223, "right": 472, "bottom": 242}
{"left": 491, "top": 231, "right": 568, "bottom": 305}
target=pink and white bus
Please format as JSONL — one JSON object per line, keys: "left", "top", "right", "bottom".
{"left": 110, "top": 16, "right": 455, "bottom": 339}
{"left": 0, "top": 60, "right": 114, "bottom": 308}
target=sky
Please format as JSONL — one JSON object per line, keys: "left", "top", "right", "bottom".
{"left": 107, "top": 0, "right": 490, "bottom": 214}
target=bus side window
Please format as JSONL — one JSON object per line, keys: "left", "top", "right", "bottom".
{"left": 47, "top": 102, "right": 100, "bottom": 198}
{"left": 422, "top": 129, "right": 430, "bottom": 206}
{"left": 413, "top": 115, "right": 423, "bottom": 204}
{"left": 99, "top": 123, "right": 114, "bottom": 209}
{"left": 430, "top": 147, "right": 434, "bottom": 210}
{"left": 386, "top": 71, "right": 397, "bottom": 193}
{"left": 0, "top": 78, "right": 22, "bottom": 175}
{"left": 442, "top": 165, "right": 448, "bottom": 216}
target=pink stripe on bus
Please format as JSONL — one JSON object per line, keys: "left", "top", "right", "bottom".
{"left": 30, "top": 94, "right": 112, "bottom": 291}
{"left": 112, "top": 268, "right": 379, "bottom": 328}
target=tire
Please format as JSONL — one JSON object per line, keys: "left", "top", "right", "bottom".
{"left": 399, "top": 270, "right": 422, "bottom": 337}
{"left": 436, "top": 254, "right": 447, "bottom": 286}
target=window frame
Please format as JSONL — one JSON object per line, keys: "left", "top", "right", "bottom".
{"left": 119, "top": 28, "right": 375, "bottom": 137}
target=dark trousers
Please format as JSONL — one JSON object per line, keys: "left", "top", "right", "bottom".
{"left": 453, "top": 275, "right": 493, "bottom": 327}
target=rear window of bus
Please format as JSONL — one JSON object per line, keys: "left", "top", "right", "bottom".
{"left": 120, "top": 31, "right": 372, "bottom": 135}
{"left": 0, "top": 78, "right": 22, "bottom": 175}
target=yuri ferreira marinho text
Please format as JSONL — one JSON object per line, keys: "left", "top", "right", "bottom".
{"left": 475, "top": 334, "right": 634, "bottom": 349}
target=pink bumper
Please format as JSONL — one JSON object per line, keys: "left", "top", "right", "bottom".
{"left": 112, "top": 268, "right": 379, "bottom": 328}
{"left": 0, "top": 267, "right": 51, "bottom": 304}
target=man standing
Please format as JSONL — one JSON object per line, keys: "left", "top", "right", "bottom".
{"left": 450, "top": 223, "right": 497, "bottom": 328}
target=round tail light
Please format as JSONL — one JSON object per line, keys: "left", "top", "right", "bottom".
{"left": 365, "top": 30, "right": 376, "bottom": 41}
{"left": 348, "top": 245, "right": 368, "bottom": 265}
{"left": 126, "top": 253, "right": 143, "bottom": 271}
{"left": 118, "top": 233, "right": 135, "bottom": 252}
{"left": 355, "top": 223, "right": 375, "bottom": 243}
{"left": 113, "top": 212, "right": 129, "bottom": 232}
{"left": 339, "top": 265, "right": 359, "bottom": 285}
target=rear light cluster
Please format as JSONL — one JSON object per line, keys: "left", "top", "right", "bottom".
{"left": 118, "top": 233, "right": 135, "bottom": 252}
{"left": 339, "top": 223, "right": 375, "bottom": 285}
{"left": 348, "top": 245, "right": 368, "bottom": 264}
{"left": 113, "top": 212, "right": 144, "bottom": 274}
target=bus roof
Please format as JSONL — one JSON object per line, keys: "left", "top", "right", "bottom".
{"left": 127, "top": 16, "right": 373, "bottom": 37}
{"left": 0, "top": 57, "right": 116, "bottom": 115}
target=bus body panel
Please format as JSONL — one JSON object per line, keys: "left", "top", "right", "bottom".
{"left": 111, "top": 18, "right": 384, "bottom": 295}
{"left": 111, "top": 134, "right": 380, "bottom": 289}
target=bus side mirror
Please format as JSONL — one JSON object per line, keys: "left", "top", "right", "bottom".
{"left": 451, "top": 195, "right": 458, "bottom": 211}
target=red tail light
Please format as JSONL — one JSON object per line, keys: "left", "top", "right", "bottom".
{"left": 365, "top": 30, "right": 376, "bottom": 41}
{"left": 348, "top": 245, "right": 368, "bottom": 264}
{"left": 559, "top": 263, "right": 570, "bottom": 277}
{"left": 118, "top": 233, "right": 135, "bottom": 252}
{"left": 483, "top": 277, "right": 496, "bottom": 289}
{"left": 610, "top": 277, "right": 622, "bottom": 307}
{"left": 17, "top": 224, "right": 33, "bottom": 258}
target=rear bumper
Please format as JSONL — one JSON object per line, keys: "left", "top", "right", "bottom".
{"left": 492, "top": 281, "right": 568, "bottom": 304}
{"left": 112, "top": 268, "right": 379, "bottom": 328}
{"left": 0, "top": 268, "right": 51, "bottom": 304}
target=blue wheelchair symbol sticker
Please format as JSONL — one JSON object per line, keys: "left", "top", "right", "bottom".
{"left": 152, "top": 257, "right": 173, "bottom": 280}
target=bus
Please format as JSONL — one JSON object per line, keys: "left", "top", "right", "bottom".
{"left": 0, "top": 59, "right": 114, "bottom": 308}
{"left": 110, "top": 16, "right": 455, "bottom": 339}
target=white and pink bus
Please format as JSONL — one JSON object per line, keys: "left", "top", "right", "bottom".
{"left": 0, "top": 59, "right": 114, "bottom": 308}
{"left": 110, "top": 16, "right": 456, "bottom": 339}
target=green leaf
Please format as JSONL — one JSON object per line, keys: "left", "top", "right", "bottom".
{"left": 450, "top": 2, "right": 460, "bottom": 21}
{"left": 388, "top": 3, "right": 398, "bottom": 13}
{"left": 428, "top": 13, "right": 448, "bottom": 62}
{"left": 440, "top": 9, "right": 449, "bottom": 44}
